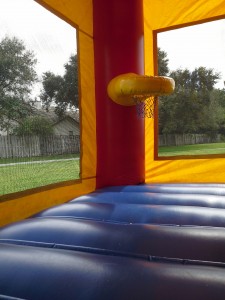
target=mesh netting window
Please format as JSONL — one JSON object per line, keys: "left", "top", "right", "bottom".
{"left": 157, "top": 19, "right": 225, "bottom": 158}
{"left": 0, "top": 0, "right": 80, "bottom": 196}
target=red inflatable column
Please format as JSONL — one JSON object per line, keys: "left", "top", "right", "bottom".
{"left": 93, "top": 0, "right": 145, "bottom": 188}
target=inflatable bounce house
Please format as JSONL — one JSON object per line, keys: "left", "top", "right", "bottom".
{"left": 1, "top": 0, "right": 225, "bottom": 299}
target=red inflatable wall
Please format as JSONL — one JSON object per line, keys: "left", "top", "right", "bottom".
{"left": 93, "top": 0, "right": 145, "bottom": 188}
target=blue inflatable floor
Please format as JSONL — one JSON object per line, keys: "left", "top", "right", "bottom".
{"left": 1, "top": 184, "right": 225, "bottom": 299}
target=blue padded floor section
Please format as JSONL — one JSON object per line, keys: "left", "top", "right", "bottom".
{"left": 1, "top": 184, "right": 225, "bottom": 299}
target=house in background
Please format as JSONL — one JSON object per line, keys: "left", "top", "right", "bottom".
{"left": 53, "top": 116, "right": 80, "bottom": 136}
{"left": 0, "top": 107, "right": 80, "bottom": 158}
{"left": 0, "top": 99, "right": 80, "bottom": 137}
{"left": 32, "top": 101, "right": 80, "bottom": 137}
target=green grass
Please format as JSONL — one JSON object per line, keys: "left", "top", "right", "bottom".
{"left": 0, "top": 158, "right": 80, "bottom": 195}
{"left": 3, "top": 143, "right": 225, "bottom": 195}
{"left": 0, "top": 153, "right": 80, "bottom": 165}
{"left": 158, "top": 142, "right": 225, "bottom": 157}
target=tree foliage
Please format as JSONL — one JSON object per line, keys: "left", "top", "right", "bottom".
{"left": 0, "top": 36, "right": 37, "bottom": 132}
{"left": 158, "top": 47, "right": 169, "bottom": 76}
{"left": 40, "top": 54, "right": 79, "bottom": 117}
{"left": 157, "top": 47, "right": 225, "bottom": 136}
{"left": 13, "top": 116, "right": 53, "bottom": 136}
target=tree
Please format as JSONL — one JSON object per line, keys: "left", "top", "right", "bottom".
{"left": 40, "top": 54, "right": 79, "bottom": 117}
{"left": 13, "top": 116, "right": 53, "bottom": 136}
{"left": 202, "top": 89, "right": 225, "bottom": 137}
{"left": 159, "top": 66, "right": 221, "bottom": 134}
{"left": 0, "top": 36, "right": 37, "bottom": 132}
{"left": 158, "top": 47, "right": 169, "bottom": 76}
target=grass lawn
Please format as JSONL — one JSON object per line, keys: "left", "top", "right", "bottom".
{"left": 0, "top": 153, "right": 80, "bottom": 164}
{"left": 158, "top": 142, "right": 225, "bottom": 157}
{"left": 0, "top": 158, "right": 80, "bottom": 195}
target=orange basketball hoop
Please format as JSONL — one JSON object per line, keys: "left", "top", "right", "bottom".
{"left": 107, "top": 73, "right": 175, "bottom": 118}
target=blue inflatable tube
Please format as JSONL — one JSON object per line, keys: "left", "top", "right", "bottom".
{"left": 1, "top": 183, "right": 225, "bottom": 299}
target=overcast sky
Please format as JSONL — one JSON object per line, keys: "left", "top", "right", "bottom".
{"left": 158, "top": 19, "right": 225, "bottom": 89}
{"left": 1, "top": 1, "right": 225, "bottom": 91}
{"left": 0, "top": 0, "right": 77, "bottom": 79}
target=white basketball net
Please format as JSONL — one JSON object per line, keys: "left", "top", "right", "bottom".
{"left": 133, "top": 96, "right": 156, "bottom": 118}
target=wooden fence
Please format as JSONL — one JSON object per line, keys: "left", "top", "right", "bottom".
{"left": 0, "top": 135, "right": 80, "bottom": 158}
{"left": 159, "top": 134, "right": 222, "bottom": 147}
{"left": 1, "top": 133, "right": 221, "bottom": 158}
